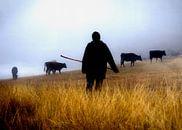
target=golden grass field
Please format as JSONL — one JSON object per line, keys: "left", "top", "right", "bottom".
{"left": 0, "top": 56, "right": 182, "bottom": 130}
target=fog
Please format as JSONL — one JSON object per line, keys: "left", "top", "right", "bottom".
{"left": 0, "top": 0, "right": 182, "bottom": 79}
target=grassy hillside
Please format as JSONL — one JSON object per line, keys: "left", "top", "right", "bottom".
{"left": 0, "top": 57, "right": 182, "bottom": 130}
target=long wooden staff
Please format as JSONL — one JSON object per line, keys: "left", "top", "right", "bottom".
{"left": 60, "top": 55, "right": 112, "bottom": 70}
{"left": 60, "top": 55, "right": 82, "bottom": 62}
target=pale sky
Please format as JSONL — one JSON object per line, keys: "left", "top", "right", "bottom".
{"left": 0, "top": 0, "right": 182, "bottom": 79}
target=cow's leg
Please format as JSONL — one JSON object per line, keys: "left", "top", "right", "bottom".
{"left": 160, "top": 57, "right": 162, "bottom": 62}
{"left": 59, "top": 69, "right": 61, "bottom": 74}
{"left": 121, "top": 61, "right": 123, "bottom": 67}
{"left": 133, "top": 61, "right": 135, "bottom": 66}
{"left": 121, "top": 59, "right": 125, "bottom": 67}
{"left": 13, "top": 74, "right": 17, "bottom": 80}
{"left": 48, "top": 70, "right": 50, "bottom": 75}
{"left": 15, "top": 74, "right": 18, "bottom": 79}
{"left": 131, "top": 61, "right": 134, "bottom": 67}
{"left": 122, "top": 61, "right": 125, "bottom": 67}
{"left": 53, "top": 70, "right": 56, "bottom": 74}
{"left": 46, "top": 69, "right": 50, "bottom": 75}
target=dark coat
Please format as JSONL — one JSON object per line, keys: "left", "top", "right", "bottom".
{"left": 82, "top": 41, "right": 119, "bottom": 79}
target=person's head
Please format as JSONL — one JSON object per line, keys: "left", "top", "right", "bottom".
{"left": 92, "top": 31, "right": 100, "bottom": 41}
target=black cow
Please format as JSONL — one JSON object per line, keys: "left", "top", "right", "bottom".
{"left": 149, "top": 50, "right": 166, "bottom": 62}
{"left": 11, "top": 66, "right": 18, "bottom": 80}
{"left": 44, "top": 61, "right": 67, "bottom": 75}
{"left": 121, "top": 53, "right": 142, "bottom": 67}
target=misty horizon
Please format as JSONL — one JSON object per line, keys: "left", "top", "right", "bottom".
{"left": 0, "top": 0, "right": 182, "bottom": 79}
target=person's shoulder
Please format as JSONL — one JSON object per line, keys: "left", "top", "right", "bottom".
{"left": 85, "top": 42, "right": 93, "bottom": 50}
{"left": 100, "top": 40, "right": 106, "bottom": 44}
{"left": 86, "top": 42, "right": 92, "bottom": 47}
{"left": 100, "top": 41, "right": 108, "bottom": 47}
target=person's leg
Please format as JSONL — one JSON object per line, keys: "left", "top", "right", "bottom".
{"left": 86, "top": 77, "right": 94, "bottom": 93}
{"left": 95, "top": 79, "right": 103, "bottom": 91}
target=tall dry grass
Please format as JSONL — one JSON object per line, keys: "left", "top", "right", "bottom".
{"left": 0, "top": 57, "right": 182, "bottom": 130}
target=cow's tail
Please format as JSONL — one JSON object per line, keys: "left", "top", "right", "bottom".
{"left": 120, "top": 56, "right": 124, "bottom": 65}
{"left": 44, "top": 63, "right": 46, "bottom": 71}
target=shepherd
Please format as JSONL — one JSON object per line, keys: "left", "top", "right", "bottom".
{"left": 82, "top": 31, "right": 119, "bottom": 92}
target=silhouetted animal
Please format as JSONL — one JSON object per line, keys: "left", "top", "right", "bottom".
{"left": 11, "top": 66, "right": 18, "bottom": 80}
{"left": 120, "top": 53, "right": 142, "bottom": 67}
{"left": 149, "top": 50, "right": 166, "bottom": 62}
{"left": 44, "top": 62, "right": 67, "bottom": 75}
{"left": 82, "top": 31, "right": 119, "bottom": 92}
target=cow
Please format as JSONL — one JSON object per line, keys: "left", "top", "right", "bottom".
{"left": 44, "top": 61, "right": 67, "bottom": 75}
{"left": 120, "top": 53, "right": 142, "bottom": 67}
{"left": 11, "top": 66, "right": 18, "bottom": 80}
{"left": 149, "top": 50, "right": 166, "bottom": 62}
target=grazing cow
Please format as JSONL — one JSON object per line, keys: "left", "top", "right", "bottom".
{"left": 44, "top": 61, "right": 67, "bottom": 75}
{"left": 121, "top": 53, "right": 142, "bottom": 67}
{"left": 149, "top": 50, "right": 166, "bottom": 62}
{"left": 12, "top": 66, "right": 18, "bottom": 80}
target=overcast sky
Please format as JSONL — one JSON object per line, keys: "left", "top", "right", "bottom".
{"left": 0, "top": 0, "right": 182, "bottom": 79}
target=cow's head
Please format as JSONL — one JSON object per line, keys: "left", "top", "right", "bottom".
{"left": 63, "top": 63, "right": 67, "bottom": 68}
{"left": 139, "top": 55, "right": 142, "bottom": 61}
{"left": 137, "top": 55, "right": 142, "bottom": 61}
{"left": 163, "top": 51, "right": 166, "bottom": 56}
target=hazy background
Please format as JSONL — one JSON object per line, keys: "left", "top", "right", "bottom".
{"left": 0, "top": 0, "right": 182, "bottom": 79}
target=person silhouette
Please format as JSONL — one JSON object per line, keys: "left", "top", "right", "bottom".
{"left": 82, "top": 31, "right": 119, "bottom": 92}
{"left": 11, "top": 66, "right": 18, "bottom": 80}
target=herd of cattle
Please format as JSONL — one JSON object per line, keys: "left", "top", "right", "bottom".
{"left": 44, "top": 50, "right": 166, "bottom": 75}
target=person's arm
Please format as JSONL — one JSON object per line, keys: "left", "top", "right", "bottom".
{"left": 82, "top": 44, "right": 89, "bottom": 73}
{"left": 105, "top": 45, "right": 119, "bottom": 73}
